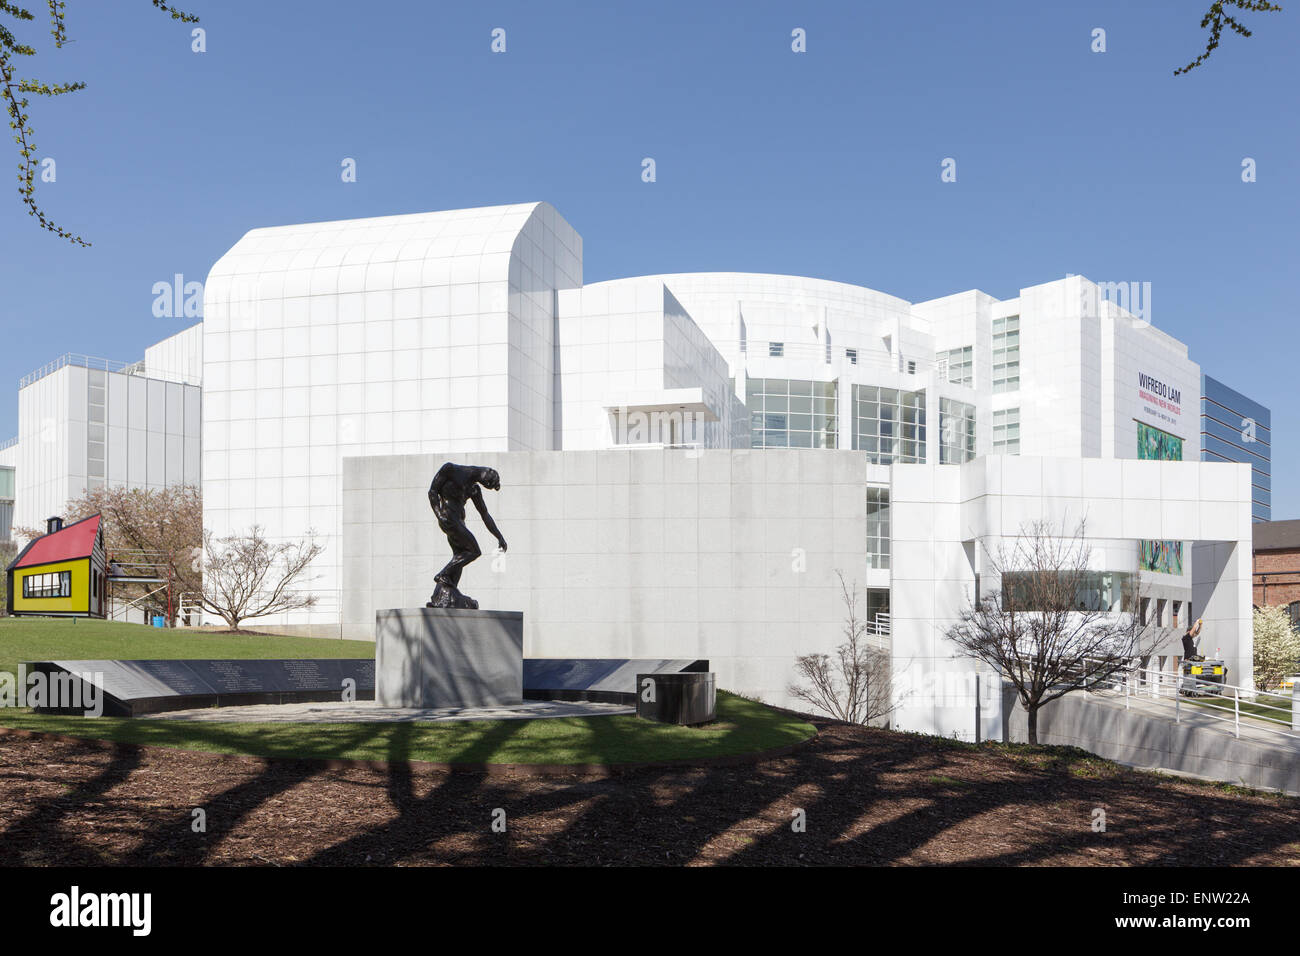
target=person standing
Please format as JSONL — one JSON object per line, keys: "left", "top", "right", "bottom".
{"left": 1181, "top": 617, "right": 1204, "bottom": 662}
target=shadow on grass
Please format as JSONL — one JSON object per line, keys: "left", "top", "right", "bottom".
{"left": 4, "top": 706, "right": 1299, "bottom": 866}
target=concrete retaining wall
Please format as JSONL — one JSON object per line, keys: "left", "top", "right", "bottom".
{"left": 1005, "top": 691, "right": 1300, "bottom": 795}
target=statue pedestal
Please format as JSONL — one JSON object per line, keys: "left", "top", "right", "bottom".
{"left": 376, "top": 608, "right": 523, "bottom": 708}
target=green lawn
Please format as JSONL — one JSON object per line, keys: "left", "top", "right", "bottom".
{"left": 1183, "top": 692, "right": 1292, "bottom": 726}
{"left": 0, "top": 617, "right": 375, "bottom": 678}
{"left": 0, "top": 617, "right": 817, "bottom": 764}
{"left": 0, "top": 691, "right": 815, "bottom": 765}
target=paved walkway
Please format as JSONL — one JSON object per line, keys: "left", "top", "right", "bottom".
{"left": 143, "top": 699, "right": 634, "bottom": 723}
{"left": 1092, "top": 687, "right": 1300, "bottom": 749}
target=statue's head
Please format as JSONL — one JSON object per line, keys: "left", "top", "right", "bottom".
{"left": 479, "top": 467, "right": 501, "bottom": 491}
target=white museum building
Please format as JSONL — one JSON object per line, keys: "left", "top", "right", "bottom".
{"left": 2, "top": 202, "right": 1259, "bottom": 738}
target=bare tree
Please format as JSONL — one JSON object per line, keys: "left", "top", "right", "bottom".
{"left": 789, "top": 571, "right": 896, "bottom": 724}
{"left": 21, "top": 483, "right": 203, "bottom": 624}
{"left": 195, "top": 526, "right": 323, "bottom": 632}
{"left": 0, "top": 539, "right": 16, "bottom": 615}
{"left": 946, "top": 520, "right": 1157, "bottom": 744}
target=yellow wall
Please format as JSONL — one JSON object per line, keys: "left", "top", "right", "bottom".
{"left": 11, "top": 559, "right": 92, "bottom": 615}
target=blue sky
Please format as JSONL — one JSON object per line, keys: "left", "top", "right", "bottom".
{"left": 0, "top": 0, "right": 1295, "bottom": 514}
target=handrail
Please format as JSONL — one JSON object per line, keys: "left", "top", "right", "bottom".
{"left": 20, "top": 354, "right": 138, "bottom": 389}
{"left": 740, "top": 340, "right": 933, "bottom": 375}
{"left": 19, "top": 353, "right": 198, "bottom": 390}
{"left": 1079, "top": 656, "right": 1299, "bottom": 743}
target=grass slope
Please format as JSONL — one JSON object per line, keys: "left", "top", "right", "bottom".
{"left": 0, "top": 618, "right": 816, "bottom": 765}
{"left": 0, "top": 617, "right": 375, "bottom": 678}
{"left": 0, "top": 692, "right": 816, "bottom": 765}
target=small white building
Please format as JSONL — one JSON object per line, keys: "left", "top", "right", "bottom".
{"left": 10, "top": 323, "right": 203, "bottom": 536}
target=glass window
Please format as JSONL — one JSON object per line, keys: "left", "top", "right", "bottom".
{"left": 939, "top": 398, "right": 977, "bottom": 464}
{"left": 993, "top": 407, "right": 1020, "bottom": 455}
{"left": 746, "top": 378, "right": 837, "bottom": 448}
{"left": 866, "top": 487, "right": 890, "bottom": 569}
{"left": 769, "top": 342, "right": 784, "bottom": 358}
{"left": 23, "top": 570, "right": 72, "bottom": 599}
{"left": 846, "top": 349, "right": 858, "bottom": 365}
{"left": 1002, "top": 571, "right": 1134, "bottom": 613}
{"left": 992, "top": 315, "right": 1020, "bottom": 393}
{"left": 853, "top": 385, "right": 926, "bottom": 463}
{"left": 942, "top": 346, "right": 973, "bottom": 386}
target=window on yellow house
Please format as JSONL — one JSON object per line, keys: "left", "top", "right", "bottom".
{"left": 23, "top": 571, "right": 71, "bottom": 599}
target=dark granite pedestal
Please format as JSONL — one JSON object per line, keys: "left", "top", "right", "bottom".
{"left": 635, "top": 671, "right": 717, "bottom": 725}
{"left": 22, "top": 659, "right": 376, "bottom": 717}
{"left": 376, "top": 608, "right": 523, "bottom": 708}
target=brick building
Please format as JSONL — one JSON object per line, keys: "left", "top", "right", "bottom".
{"left": 1253, "top": 519, "right": 1300, "bottom": 625}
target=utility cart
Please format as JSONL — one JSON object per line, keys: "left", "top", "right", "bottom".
{"left": 1179, "top": 659, "right": 1227, "bottom": 697}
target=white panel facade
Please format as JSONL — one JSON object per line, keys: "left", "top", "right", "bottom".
{"left": 891, "top": 456, "right": 1253, "bottom": 740}
{"left": 14, "top": 367, "right": 73, "bottom": 533}
{"left": 341, "top": 449, "right": 1251, "bottom": 734}
{"left": 143, "top": 322, "right": 204, "bottom": 385}
{"left": 343, "top": 449, "right": 873, "bottom": 709}
{"left": 13, "top": 361, "right": 200, "bottom": 538}
{"left": 203, "top": 203, "right": 581, "bottom": 633}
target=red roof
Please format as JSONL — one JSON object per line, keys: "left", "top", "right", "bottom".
{"left": 10, "top": 515, "right": 102, "bottom": 570}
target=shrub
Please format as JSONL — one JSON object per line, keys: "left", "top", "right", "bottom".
{"left": 1252, "top": 605, "right": 1300, "bottom": 691}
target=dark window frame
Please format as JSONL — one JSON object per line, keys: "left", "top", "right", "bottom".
{"left": 22, "top": 569, "right": 72, "bottom": 600}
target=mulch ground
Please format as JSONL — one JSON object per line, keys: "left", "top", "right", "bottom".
{"left": 1, "top": 718, "right": 1298, "bottom": 866}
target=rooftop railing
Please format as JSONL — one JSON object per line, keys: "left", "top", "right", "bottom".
{"left": 20, "top": 354, "right": 141, "bottom": 389}
{"left": 1077, "top": 656, "right": 1300, "bottom": 742}
{"left": 734, "top": 341, "right": 971, "bottom": 382}
{"left": 19, "top": 354, "right": 197, "bottom": 389}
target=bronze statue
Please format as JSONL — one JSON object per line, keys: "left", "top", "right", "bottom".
{"left": 427, "top": 463, "right": 507, "bottom": 609}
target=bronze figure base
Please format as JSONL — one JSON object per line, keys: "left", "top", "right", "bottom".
{"left": 427, "top": 580, "right": 479, "bottom": 610}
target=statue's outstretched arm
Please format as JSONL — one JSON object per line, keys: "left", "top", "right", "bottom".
{"left": 471, "top": 489, "right": 507, "bottom": 551}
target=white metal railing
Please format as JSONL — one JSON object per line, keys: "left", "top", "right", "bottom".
{"left": 20, "top": 353, "right": 139, "bottom": 389}
{"left": 0, "top": 436, "right": 16, "bottom": 452}
{"left": 176, "top": 593, "right": 205, "bottom": 627}
{"left": 18, "top": 353, "right": 196, "bottom": 390}
{"left": 742, "top": 341, "right": 931, "bottom": 375}
{"left": 866, "top": 612, "right": 891, "bottom": 636}
{"left": 1079, "top": 657, "right": 1299, "bottom": 742}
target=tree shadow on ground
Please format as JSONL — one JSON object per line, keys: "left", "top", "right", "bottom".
{"left": 3, "top": 715, "right": 1299, "bottom": 866}
{"left": 0, "top": 739, "right": 143, "bottom": 865}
